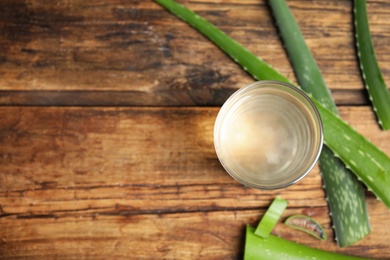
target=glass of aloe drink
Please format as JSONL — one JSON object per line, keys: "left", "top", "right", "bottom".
{"left": 214, "top": 81, "right": 323, "bottom": 189}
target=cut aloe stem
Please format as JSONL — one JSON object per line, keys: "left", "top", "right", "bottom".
{"left": 354, "top": 0, "right": 390, "bottom": 130}
{"left": 269, "top": 0, "right": 370, "bottom": 246}
{"left": 245, "top": 225, "right": 370, "bottom": 260}
{"left": 285, "top": 214, "right": 327, "bottom": 241}
{"left": 155, "top": 0, "right": 390, "bottom": 208}
{"left": 255, "top": 197, "right": 288, "bottom": 238}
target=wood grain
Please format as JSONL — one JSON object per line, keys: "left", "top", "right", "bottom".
{"left": 1, "top": 204, "right": 389, "bottom": 259}
{"left": 1, "top": 106, "right": 390, "bottom": 259}
{"left": 1, "top": 0, "right": 390, "bottom": 259}
{"left": 0, "top": 0, "right": 389, "bottom": 105}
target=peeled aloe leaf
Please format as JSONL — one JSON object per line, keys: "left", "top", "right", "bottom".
{"left": 155, "top": 0, "right": 390, "bottom": 208}
{"left": 245, "top": 225, "right": 370, "bottom": 260}
{"left": 354, "top": 0, "right": 390, "bottom": 130}
{"left": 269, "top": 0, "right": 370, "bottom": 246}
{"left": 285, "top": 214, "right": 327, "bottom": 241}
{"left": 255, "top": 197, "right": 287, "bottom": 238}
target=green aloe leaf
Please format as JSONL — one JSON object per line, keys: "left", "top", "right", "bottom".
{"left": 269, "top": 0, "right": 370, "bottom": 246}
{"left": 245, "top": 225, "right": 370, "bottom": 260}
{"left": 354, "top": 0, "right": 390, "bottom": 130}
{"left": 255, "top": 197, "right": 288, "bottom": 238}
{"left": 155, "top": 0, "right": 390, "bottom": 208}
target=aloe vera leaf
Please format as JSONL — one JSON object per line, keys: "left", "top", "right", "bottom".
{"left": 269, "top": 0, "right": 370, "bottom": 246}
{"left": 318, "top": 103, "right": 390, "bottom": 205}
{"left": 268, "top": 0, "right": 337, "bottom": 113}
{"left": 354, "top": 0, "right": 390, "bottom": 130}
{"left": 155, "top": 0, "right": 390, "bottom": 208}
{"left": 285, "top": 214, "right": 327, "bottom": 241}
{"left": 319, "top": 146, "right": 370, "bottom": 246}
{"left": 255, "top": 197, "right": 288, "bottom": 238}
{"left": 244, "top": 225, "right": 370, "bottom": 260}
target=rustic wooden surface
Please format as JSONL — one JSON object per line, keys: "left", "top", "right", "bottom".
{"left": 1, "top": 0, "right": 390, "bottom": 259}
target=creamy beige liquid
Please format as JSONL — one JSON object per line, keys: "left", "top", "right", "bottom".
{"left": 225, "top": 110, "right": 296, "bottom": 179}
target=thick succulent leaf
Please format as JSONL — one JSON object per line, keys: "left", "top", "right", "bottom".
{"left": 269, "top": 0, "right": 370, "bottom": 246}
{"left": 255, "top": 197, "right": 287, "bottom": 238}
{"left": 245, "top": 225, "right": 370, "bottom": 260}
{"left": 354, "top": 0, "right": 390, "bottom": 130}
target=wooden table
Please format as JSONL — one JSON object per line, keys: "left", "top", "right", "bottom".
{"left": 1, "top": 0, "right": 389, "bottom": 259}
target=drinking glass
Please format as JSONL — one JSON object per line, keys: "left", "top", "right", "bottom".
{"left": 214, "top": 81, "right": 323, "bottom": 189}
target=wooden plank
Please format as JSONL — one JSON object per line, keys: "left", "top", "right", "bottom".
{"left": 0, "top": 203, "right": 389, "bottom": 259}
{"left": 1, "top": 106, "right": 388, "bottom": 191}
{"left": 0, "top": 0, "right": 389, "bottom": 105}
{"left": 1, "top": 106, "right": 390, "bottom": 258}
{"left": 0, "top": 88, "right": 370, "bottom": 106}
